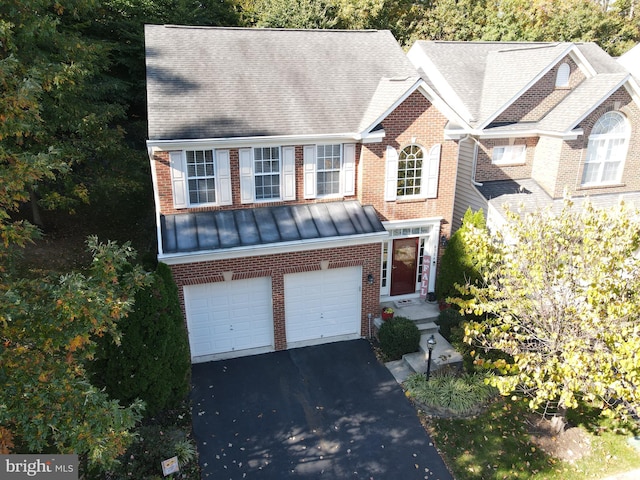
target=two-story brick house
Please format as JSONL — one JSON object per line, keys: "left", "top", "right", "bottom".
{"left": 145, "top": 25, "right": 462, "bottom": 362}
{"left": 408, "top": 41, "right": 640, "bottom": 230}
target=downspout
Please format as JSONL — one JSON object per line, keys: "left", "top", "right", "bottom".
{"left": 466, "top": 135, "right": 483, "bottom": 187}
{"left": 147, "top": 144, "right": 165, "bottom": 258}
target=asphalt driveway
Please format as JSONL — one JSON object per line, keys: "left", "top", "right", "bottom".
{"left": 191, "top": 339, "right": 453, "bottom": 479}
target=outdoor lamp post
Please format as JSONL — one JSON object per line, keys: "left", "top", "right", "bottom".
{"left": 426, "top": 334, "right": 436, "bottom": 381}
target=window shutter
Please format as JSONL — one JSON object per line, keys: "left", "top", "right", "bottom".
{"left": 384, "top": 145, "right": 399, "bottom": 202}
{"left": 342, "top": 143, "right": 356, "bottom": 196}
{"left": 216, "top": 149, "right": 232, "bottom": 205}
{"left": 303, "top": 145, "right": 317, "bottom": 199}
{"left": 282, "top": 146, "right": 296, "bottom": 201}
{"left": 169, "top": 151, "right": 188, "bottom": 209}
{"left": 239, "top": 148, "right": 254, "bottom": 204}
{"left": 425, "top": 144, "right": 441, "bottom": 199}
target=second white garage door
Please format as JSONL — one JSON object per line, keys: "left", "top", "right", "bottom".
{"left": 184, "top": 277, "right": 274, "bottom": 362}
{"left": 284, "top": 266, "right": 362, "bottom": 347}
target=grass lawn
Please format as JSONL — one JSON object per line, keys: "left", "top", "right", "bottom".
{"left": 422, "top": 397, "right": 640, "bottom": 480}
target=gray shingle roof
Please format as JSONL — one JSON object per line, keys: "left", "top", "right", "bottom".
{"left": 479, "top": 179, "right": 640, "bottom": 220}
{"left": 160, "top": 200, "right": 386, "bottom": 254}
{"left": 410, "top": 41, "right": 629, "bottom": 131}
{"left": 145, "top": 25, "right": 420, "bottom": 141}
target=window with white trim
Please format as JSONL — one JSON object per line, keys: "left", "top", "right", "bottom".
{"left": 492, "top": 144, "right": 526, "bottom": 165}
{"left": 186, "top": 150, "right": 216, "bottom": 204}
{"left": 254, "top": 147, "right": 281, "bottom": 200}
{"left": 170, "top": 149, "right": 232, "bottom": 208}
{"left": 397, "top": 144, "right": 424, "bottom": 197}
{"left": 556, "top": 62, "right": 570, "bottom": 88}
{"left": 316, "top": 144, "right": 342, "bottom": 195}
{"left": 303, "top": 143, "right": 355, "bottom": 199}
{"left": 581, "top": 111, "right": 630, "bottom": 186}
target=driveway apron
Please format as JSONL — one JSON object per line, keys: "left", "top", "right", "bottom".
{"left": 191, "top": 339, "right": 453, "bottom": 479}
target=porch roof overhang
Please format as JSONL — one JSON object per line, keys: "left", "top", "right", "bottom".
{"left": 158, "top": 200, "right": 389, "bottom": 265}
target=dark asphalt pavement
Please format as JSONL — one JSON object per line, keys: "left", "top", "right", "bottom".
{"left": 191, "top": 339, "right": 454, "bottom": 479}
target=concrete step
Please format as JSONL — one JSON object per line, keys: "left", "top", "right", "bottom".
{"left": 384, "top": 332, "right": 464, "bottom": 383}
{"left": 416, "top": 321, "right": 439, "bottom": 335}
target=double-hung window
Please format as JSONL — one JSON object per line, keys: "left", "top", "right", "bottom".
{"left": 316, "top": 144, "right": 342, "bottom": 196}
{"left": 254, "top": 147, "right": 281, "bottom": 200}
{"left": 492, "top": 145, "right": 526, "bottom": 165}
{"left": 303, "top": 143, "right": 355, "bottom": 199}
{"left": 239, "top": 146, "right": 296, "bottom": 203}
{"left": 186, "top": 150, "right": 216, "bottom": 204}
{"left": 581, "top": 111, "right": 629, "bottom": 186}
{"left": 169, "top": 149, "right": 232, "bottom": 208}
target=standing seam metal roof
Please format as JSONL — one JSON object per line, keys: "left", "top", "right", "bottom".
{"left": 160, "top": 201, "right": 386, "bottom": 254}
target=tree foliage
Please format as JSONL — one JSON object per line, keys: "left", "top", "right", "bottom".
{"left": 0, "top": 237, "right": 149, "bottom": 468}
{"left": 451, "top": 198, "right": 640, "bottom": 428}
{"left": 92, "top": 262, "right": 191, "bottom": 416}
{"left": 436, "top": 208, "right": 486, "bottom": 303}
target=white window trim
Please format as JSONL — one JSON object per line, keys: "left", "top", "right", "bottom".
{"left": 581, "top": 112, "right": 630, "bottom": 187}
{"left": 385, "top": 143, "right": 440, "bottom": 201}
{"left": 303, "top": 143, "right": 356, "bottom": 199}
{"left": 556, "top": 62, "right": 570, "bottom": 88}
{"left": 169, "top": 149, "right": 232, "bottom": 209}
{"left": 240, "top": 146, "right": 296, "bottom": 204}
{"left": 491, "top": 144, "right": 526, "bottom": 166}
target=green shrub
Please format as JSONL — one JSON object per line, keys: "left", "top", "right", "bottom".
{"left": 378, "top": 316, "right": 420, "bottom": 360}
{"left": 106, "top": 425, "right": 198, "bottom": 479}
{"left": 91, "top": 262, "right": 191, "bottom": 415}
{"left": 436, "top": 208, "right": 486, "bottom": 303}
{"left": 404, "top": 371, "right": 497, "bottom": 415}
{"left": 435, "top": 308, "right": 464, "bottom": 341}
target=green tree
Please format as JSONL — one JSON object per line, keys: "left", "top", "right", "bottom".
{"left": 436, "top": 208, "right": 486, "bottom": 304}
{"left": 1, "top": 0, "right": 148, "bottom": 229}
{"left": 241, "top": 0, "right": 340, "bottom": 28}
{"left": 92, "top": 262, "right": 191, "bottom": 415}
{"left": 452, "top": 198, "right": 640, "bottom": 431}
{"left": 0, "top": 237, "right": 149, "bottom": 469}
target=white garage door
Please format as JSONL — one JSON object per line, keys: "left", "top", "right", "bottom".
{"left": 284, "top": 266, "right": 362, "bottom": 347}
{"left": 184, "top": 277, "right": 274, "bottom": 362}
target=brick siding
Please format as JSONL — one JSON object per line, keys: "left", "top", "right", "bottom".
{"left": 168, "top": 243, "right": 381, "bottom": 350}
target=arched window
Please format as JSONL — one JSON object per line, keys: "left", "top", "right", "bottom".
{"left": 555, "top": 62, "right": 570, "bottom": 88}
{"left": 397, "top": 144, "right": 424, "bottom": 197}
{"left": 581, "top": 111, "right": 630, "bottom": 186}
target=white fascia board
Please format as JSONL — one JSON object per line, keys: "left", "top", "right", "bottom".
{"left": 361, "top": 129, "right": 386, "bottom": 144}
{"left": 445, "top": 127, "right": 583, "bottom": 141}
{"left": 158, "top": 231, "right": 389, "bottom": 265}
{"left": 568, "top": 46, "right": 598, "bottom": 78}
{"left": 407, "top": 44, "right": 474, "bottom": 123}
{"left": 359, "top": 79, "right": 423, "bottom": 135}
{"left": 382, "top": 217, "right": 443, "bottom": 229}
{"left": 147, "top": 132, "right": 363, "bottom": 151}
{"left": 478, "top": 44, "right": 577, "bottom": 130}
{"left": 416, "top": 83, "right": 471, "bottom": 129}
{"left": 624, "top": 77, "right": 640, "bottom": 107}
{"left": 564, "top": 76, "right": 630, "bottom": 131}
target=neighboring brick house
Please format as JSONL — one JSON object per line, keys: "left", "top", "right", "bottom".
{"left": 145, "top": 26, "right": 463, "bottom": 362}
{"left": 407, "top": 41, "right": 640, "bottom": 230}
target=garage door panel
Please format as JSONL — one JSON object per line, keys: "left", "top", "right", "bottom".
{"left": 285, "top": 267, "right": 362, "bottom": 345}
{"left": 184, "top": 277, "right": 274, "bottom": 360}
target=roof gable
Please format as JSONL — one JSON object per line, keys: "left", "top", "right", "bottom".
{"left": 145, "top": 25, "right": 420, "bottom": 141}
{"left": 408, "top": 40, "right": 632, "bottom": 133}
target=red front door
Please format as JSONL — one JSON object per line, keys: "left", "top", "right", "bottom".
{"left": 390, "top": 238, "right": 418, "bottom": 296}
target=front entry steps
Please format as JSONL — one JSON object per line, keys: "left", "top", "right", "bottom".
{"left": 375, "top": 301, "right": 463, "bottom": 383}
